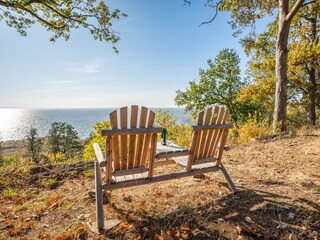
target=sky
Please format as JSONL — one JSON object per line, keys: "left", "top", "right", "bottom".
{"left": 0, "top": 0, "right": 263, "bottom": 108}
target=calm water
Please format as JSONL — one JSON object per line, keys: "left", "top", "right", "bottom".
{"left": 0, "top": 108, "right": 190, "bottom": 141}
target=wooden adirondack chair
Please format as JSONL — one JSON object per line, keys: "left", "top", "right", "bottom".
{"left": 93, "top": 106, "right": 162, "bottom": 229}
{"left": 155, "top": 106, "right": 237, "bottom": 193}
{"left": 93, "top": 105, "right": 236, "bottom": 231}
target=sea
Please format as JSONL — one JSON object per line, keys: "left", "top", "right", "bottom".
{"left": 0, "top": 108, "right": 190, "bottom": 141}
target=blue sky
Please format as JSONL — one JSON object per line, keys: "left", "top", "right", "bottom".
{"left": 0, "top": 0, "right": 261, "bottom": 108}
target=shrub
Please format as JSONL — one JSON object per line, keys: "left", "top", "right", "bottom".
{"left": 238, "top": 119, "right": 271, "bottom": 143}
{"left": 47, "top": 122, "right": 83, "bottom": 161}
{"left": 84, "top": 121, "right": 111, "bottom": 160}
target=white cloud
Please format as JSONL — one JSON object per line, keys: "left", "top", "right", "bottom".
{"left": 42, "top": 80, "right": 75, "bottom": 84}
{"left": 69, "top": 64, "right": 100, "bottom": 73}
{"left": 34, "top": 88, "right": 67, "bottom": 93}
{"left": 56, "top": 59, "right": 104, "bottom": 74}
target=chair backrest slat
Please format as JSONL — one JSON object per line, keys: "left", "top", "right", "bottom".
{"left": 198, "top": 107, "right": 212, "bottom": 158}
{"left": 128, "top": 105, "right": 138, "bottom": 169}
{"left": 207, "top": 107, "right": 226, "bottom": 158}
{"left": 210, "top": 110, "right": 228, "bottom": 157}
{"left": 107, "top": 106, "right": 158, "bottom": 175}
{"left": 189, "top": 106, "right": 229, "bottom": 164}
{"left": 203, "top": 106, "right": 220, "bottom": 157}
{"left": 110, "top": 110, "right": 120, "bottom": 170}
{"left": 141, "top": 111, "right": 155, "bottom": 167}
{"left": 135, "top": 107, "right": 148, "bottom": 167}
{"left": 192, "top": 110, "right": 204, "bottom": 160}
{"left": 120, "top": 107, "right": 128, "bottom": 170}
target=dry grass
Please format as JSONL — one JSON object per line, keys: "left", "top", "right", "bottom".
{"left": 0, "top": 135, "right": 319, "bottom": 239}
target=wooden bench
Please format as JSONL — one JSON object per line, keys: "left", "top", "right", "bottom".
{"left": 93, "top": 105, "right": 237, "bottom": 230}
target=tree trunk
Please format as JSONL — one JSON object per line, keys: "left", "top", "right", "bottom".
{"left": 273, "top": 1, "right": 290, "bottom": 134}
{"left": 273, "top": 0, "right": 305, "bottom": 134}
{"left": 307, "top": 68, "right": 317, "bottom": 125}
{"left": 306, "top": 3, "right": 318, "bottom": 126}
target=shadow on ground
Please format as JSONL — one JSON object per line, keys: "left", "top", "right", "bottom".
{"left": 104, "top": 187, "right": 320, "bottom": 239}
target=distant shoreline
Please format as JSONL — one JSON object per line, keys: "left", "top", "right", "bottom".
{"left": 1, "top": 138, "right": 89, "bottom": 157}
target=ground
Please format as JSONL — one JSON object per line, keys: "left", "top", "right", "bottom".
{"left": 0, "top": 135, "right": 319, "bottom": 239}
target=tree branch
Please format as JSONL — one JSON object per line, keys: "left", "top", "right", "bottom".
{"left": 199, "top": 0, "right": 223, "bottom": 26}
{"left": 286, "top": 0, "right": 305, "bottom": 23}
{"left": 183, "top": 0, "right": 191, "bottom": 7}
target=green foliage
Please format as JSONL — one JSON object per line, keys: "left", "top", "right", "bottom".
{"left": 244, "top": 4, "right": 320, "bottom": 127}
{"left": 25, "top": 127, "right": 43, "bottom": 164}
{"left": 2, "top": 187, "right": 16, "bottom": 199}
{"left": 0, "top": 0, "right": 127, "bottom": 51}
{"left": 155, "top": 110, "right": 192, "bottom": 148}
{"left": 237, "top": 119, "right": 272, "bottom": 144}
{"left": 175, "top": 48, "right": 261, "bottom": 126}
{"left": 47, "top": 122, "right": 83, "bottom": 161}
{"left": 0, "top": 155, "right": 27, "bottom": 170}
{"left": 46, "top": 178, "right": 59, "bottom": 190}
{"left": 84, "top": 121, "right": 111, "bottom": 160}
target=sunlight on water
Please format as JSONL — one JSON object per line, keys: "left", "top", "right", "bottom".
{"left": 0, "top": 108, "right": 190, "bottom": 141}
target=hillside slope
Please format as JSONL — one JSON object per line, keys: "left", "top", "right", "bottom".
{"left": 0, "top": 136, "right": 319, "bottom": 239}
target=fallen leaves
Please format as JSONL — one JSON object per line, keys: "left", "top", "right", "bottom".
{"left": 46, "top": 195, "right": 63, "bottom": 209}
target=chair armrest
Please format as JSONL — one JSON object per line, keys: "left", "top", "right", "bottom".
{"left": 93, "top": 143, "right": 107, "bottom": 167}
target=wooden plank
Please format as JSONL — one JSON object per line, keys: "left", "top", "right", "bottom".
{"left": 135, "top": 107, "right": 148, "bottom": 167}
{"left": 215, "top": 129, "right": 229, "bottom": 166}
{"left": 105, "top": 136, "right": 113, "bottom": 184}
{"left": 94, "top": 161, "right": 104, "bottom": 229}
{"left": 173, "top": 156, "right": 217, "bottom": 169}
{"left": 102, "top": 127, "right": 162, "bottom": 136}
{"left": 203, "top": 106, "right": 220, "bottom": 157}
{"left": 93, "top": 143, "right": 107, "bottom": 167}
{"left": 193, "top": 110, "right": 205, "bottom": 160}
{"left": 207, "top": 107, "right": 225, "bottom": 157}
{"left": 198, "top": 107, "right": 212, "bottom": 158}
{"left": 128, "top": 105, "right": 138, "bottom": 169}
{"left": 110, "top": 110, "right": 120, "bottom": 170}
{"left": 113, "top": 167, "right": 148, "bottom": 176}
{"left": 155, "top": 149, "right": 190, "bottom": 159}
{"left": 148, "top": 133, "right": 157, "bottom": 178}
{"left": 186, "top": 131, "right": 197, "bottom": 171}
{"left": 141, "top": 110, "right": 155, "bottom": 167}
{"left": 102, "top": 165, "right": 220, "bottom": 190}
{"left": 209, "top": 108, "right": 227, "bottom": 157}
{"left": 120, "top": 107, "right": 128, "bottom": 170}
{"left": 211, "top": 111, "right": 229, "bottom": 158}
{"left": 192, "top": 123, "right": 233, "bottom": 131}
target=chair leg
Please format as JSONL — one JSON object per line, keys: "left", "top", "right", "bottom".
{"left": 219, "top": 164, "right": 237, "bottom": 194}
{"left": 95, "top": 161, "right": 105, "bottom": 229}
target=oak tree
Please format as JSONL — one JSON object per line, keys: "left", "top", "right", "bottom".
{"left": 0, "top": 0, "right": 127, "bottom": 51}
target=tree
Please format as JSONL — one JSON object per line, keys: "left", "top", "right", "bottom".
{"left": 26, "top": 127, "right": 42, "bottom": 163}
{"left": 242, "top": 2, "right": 320, "bottom": 126}
{"left": 84, "top": 120, "right": 110, "bottom": 160}
{"left": 47, "top": 122, "right": 82, "bottom": 161}
{"left": 0, "top": 0, "right": 127, "bottom": 50}
{"left": 175, "top": 48, "right": 260, "bottom": 127}
{"left": 191, "top": 0, "right": 316, "bottom": 133}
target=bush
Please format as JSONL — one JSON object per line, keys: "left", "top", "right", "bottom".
{"left": 237, "top": 119, "right": 271, "bottom": 143}
{"left": 47, "top": 122, "right": 83, "bottom": 161}
{"left": 84, "top": 121, "right": 111, "bottom": 160}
